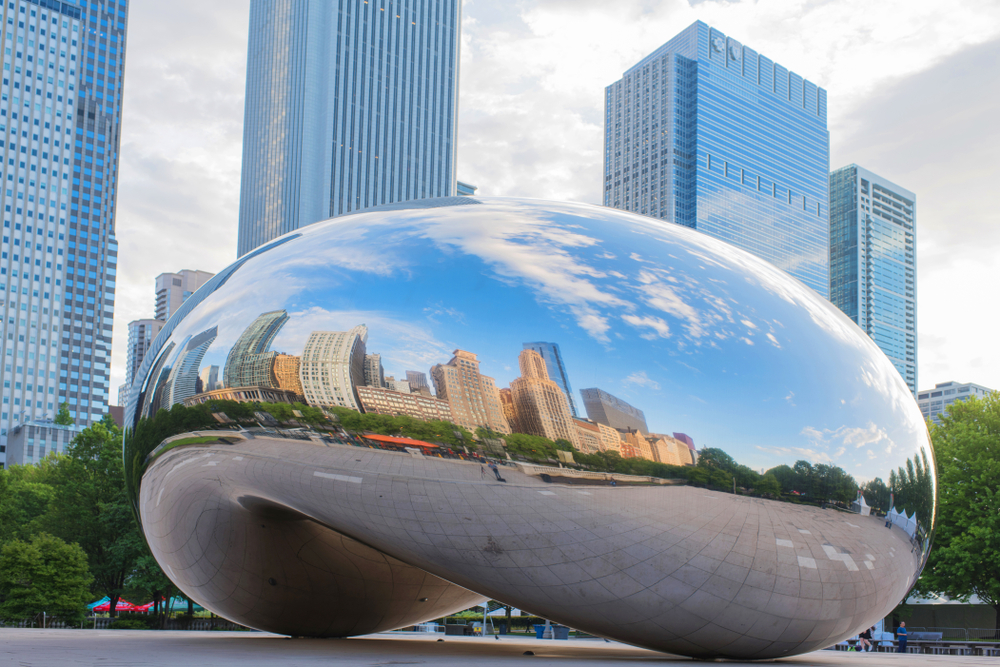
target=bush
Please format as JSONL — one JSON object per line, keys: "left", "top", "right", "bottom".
{"left": 108, "top": 619, "right": 148, "bottom": 630}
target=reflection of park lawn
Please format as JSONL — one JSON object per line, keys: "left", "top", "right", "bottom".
{"left": 153, "top": 435, "right": 240, "bottom": 458}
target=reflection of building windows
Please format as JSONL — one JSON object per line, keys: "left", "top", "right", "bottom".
{"left": 509, "top": 350, "right": 580, "bottom": 448}
{"left": 223, "top": 310, "right": 289, "bottom": 389}
{"left": 430, "top": 350, "right": 509, "bottom": 434}
{"left": 300, "top": 326, "right": 367, "bottom": 410}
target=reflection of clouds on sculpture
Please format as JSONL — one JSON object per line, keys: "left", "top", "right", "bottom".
{"left": 128, "top": 197, "right": 929, "bottom": 490}
{"left": 270, "top": 306, "right": 454, "bottom": 373}
{"left": 416, "top": 204, "right": 628, "bottom": 343}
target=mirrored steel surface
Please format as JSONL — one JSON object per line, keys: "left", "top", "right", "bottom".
{"left": 126, "top": 197, "right": 934, "bottom": 659}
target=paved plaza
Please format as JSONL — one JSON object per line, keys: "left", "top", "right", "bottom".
{"left": 0, "top": 630, "right": 994, "bottom": 666}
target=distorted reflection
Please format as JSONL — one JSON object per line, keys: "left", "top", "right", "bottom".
{"left": 125, "top": 198, "right": 934, "bottom": 659}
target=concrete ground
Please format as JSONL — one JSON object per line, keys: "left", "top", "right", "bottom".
{"left": 0, "top": 630, "right": 992, "bottom": 666}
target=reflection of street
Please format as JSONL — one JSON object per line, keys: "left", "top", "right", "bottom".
{"left": 142, "top": 436, "right": 921, "bottom": 659}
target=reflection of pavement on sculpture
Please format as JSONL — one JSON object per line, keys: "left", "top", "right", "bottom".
{"left": 141, "top": 438, "right": 919, "bottom": 659}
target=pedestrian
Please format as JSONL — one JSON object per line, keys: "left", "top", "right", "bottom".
{"left": 896, "top": 622, "right": 907, "bottom": 653}
{"left": 481, "top": 464, "right": 486, "bottom": 479}
{"left": 609, "top": 477, "right": 617, "bottom": 486}
{"left": 858, "top": 626, "right": 872, "bottom": 652}
{"left": 488, "top": 461, "right": 505, "bottom": 482}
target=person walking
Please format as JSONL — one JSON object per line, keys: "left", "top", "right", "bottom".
{"left": 858, "top": 626, "right": 872, "bottom": 652}
{"left": 488, "top": 461, "right": 506, "bottom": 482}
{"left": 896, "top": 622, "right": 907, "bottom": 653}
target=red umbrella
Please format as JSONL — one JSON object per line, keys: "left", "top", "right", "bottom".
{"left": 92, "top": 599, "right": 139, "bottom": 613}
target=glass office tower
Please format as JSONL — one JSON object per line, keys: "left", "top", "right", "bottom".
{"left": 237, "top": 0, "right": 461, "bottom": 257}
{"left": 830, "top": 164, "right": 916, "bottom": 394}
{"left": 522, "top": 341, "right": 578, "bottom": 417}
{"left": 0, "top": 0, "right": 128, "bottom": 469}
{"left": 604, "top": 21, "right": 830, "bottom": 297}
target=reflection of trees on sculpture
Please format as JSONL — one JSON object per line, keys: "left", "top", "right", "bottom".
{"left": 890, "top": 447, "right": 933, "bottom": 527}
{"left": 860, "top": 477, "right": 891, "bottom": 514}
{"left": 918, "top": 394, "right": 1000, "bottom": 631}
{"left": 765, "top": 460, "right": 858, "bottom": 504}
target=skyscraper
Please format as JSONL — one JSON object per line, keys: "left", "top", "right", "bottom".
{"left": 237, "top": 0, "right": 461, "bottom": 257}
{"left": 580, "top": 388, "right": 648, "bottom": 434}
{"left": 154, "top": 269, "right": 214, "bottom": 322}
{"left": 603, "top": 21, "right": 830, "bottom": 297}
{"left": 430, "top": 350, "right": 509, "bottom": 434}
{"left": 522, "top": 342, "right": 577, "bottom": 417}
{"left": 830, "top": 165, "right": 916, "bottom": 393}
{"left": 119, "top": 318, "right": 163, "bottom": 406}
{"left": 300, "top": 325, "right": 367, "bottom": 410}
{"left": 0, "top": 0, "right": 129, "bottom": 469}
{"left": 509, "top": 349, "right": 581, "bottom": 449}
{"left": 364, "top": 353, "right": 384, "bottom": 388}
{"left": 223, "top": 310, "right": 289, "bottom": 388}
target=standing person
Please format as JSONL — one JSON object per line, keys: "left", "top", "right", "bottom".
{"left": 896, "top": 622, "right": 907, "bottom": 653}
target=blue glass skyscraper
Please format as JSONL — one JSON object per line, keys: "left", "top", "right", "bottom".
{"left": 237, "top": 0, "right": 461, "bottom": 257}
{"left": 0, "top": 0, "right": 127, "bottom": 469}
{"left": 604, "top": 21, "right": 830, "bottom": 297}
{"left": 522, "top": 341, "right": 577, "bottom": 417}
{"left": 830, "top": 165, "right": 916, "bottom": 394}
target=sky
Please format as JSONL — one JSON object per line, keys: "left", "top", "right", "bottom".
{"left": 109, "top": 0, "right": 1000, "bottom": 400}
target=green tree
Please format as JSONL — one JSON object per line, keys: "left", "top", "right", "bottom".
{"left": 39, "top": 422, "right": 147, "bottom": 617}
{"left": 0, "top": 533, "right": 93, "bottom": 622}
{"left": 919, "top": 394, "right": 1000, "bottom": 631}
{"left": 0, "top": 463, "right": 56, "bottom": 545}
{"left": 756, "top": 474, "right": 782, "bottom": 498}
{"left": 53, "top": 402, "right": 74, "bottom": 426}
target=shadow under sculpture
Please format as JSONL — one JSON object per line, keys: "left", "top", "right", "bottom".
{"left": 125, "top": 197, "right": 934, "bottom": 659}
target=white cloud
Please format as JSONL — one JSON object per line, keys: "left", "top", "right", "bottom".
{"left": 108, "top": 0, "right": 1000, "bottom": 402}
{"left": 624, "top": 371, "right": 660, "bottom": 391}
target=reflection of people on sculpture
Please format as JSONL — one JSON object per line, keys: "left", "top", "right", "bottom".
{"left": 488, "top": 461, "right": 505, "bottom": 482}
{"left": 896, "top": 622, "right": 907, "bottom": 653}
{"left": 609, "top": 477, "right": 617, "bottom": 486}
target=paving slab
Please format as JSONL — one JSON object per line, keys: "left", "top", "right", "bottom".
{"left": 0, "top": 629, "right": 992, "bottom": 666}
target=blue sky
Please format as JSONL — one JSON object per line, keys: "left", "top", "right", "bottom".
{"left": 154, "top": 200, "right": 928, "bottom": 484}
{"left": 111, "top": 0, "right": 1000, "bottom": 416}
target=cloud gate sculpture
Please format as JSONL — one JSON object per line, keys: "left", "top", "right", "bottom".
{"left": 124, "top": 198, "right": 934, "bottom": 659}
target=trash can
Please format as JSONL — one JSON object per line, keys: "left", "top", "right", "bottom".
{"left": 553, "top": 625, "right": 570, "bottom": 640}
{"left": 534, "top": 624, "right": 546, "bottom": 639}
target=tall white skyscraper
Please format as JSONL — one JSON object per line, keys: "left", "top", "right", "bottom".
{"left": 0, "top": 0, "right": 129, "bottom": 468}
{"left": 830, "top": 165, "right": 916, "bottom": 394}
{"left": 300, "top": 325, "right": 367, "bottom": 410}
{"left": 236, "top": 0, "right": 462, "bottom": 257}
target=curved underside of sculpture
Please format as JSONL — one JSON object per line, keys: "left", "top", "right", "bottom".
{"left": 141, "top": 436, "right": 921, "bottom": 659}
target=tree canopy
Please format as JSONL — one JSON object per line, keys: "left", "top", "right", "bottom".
{"left": 0, "top": 533, "right": 93, "bottom": 622}
{"left": 918, "top": 393, "right": 1000, "bottom": 629}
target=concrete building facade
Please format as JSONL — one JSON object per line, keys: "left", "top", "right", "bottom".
{"left": 300, "top": 326, "right": 368, "bottom": 410}
{"left": 223, "top": 310, "right": 288, "bottom": 389}
{"left": 917, "top": 381, "right": 994, "bottom": 426}
{"left": 154, "top": 270, "right": 214, "bottom": 322}
{"left": 509, "top": 349, "right": 581, "bottom": 449}
{"left": 4, "top": 420, "right": 84, "bottom": 466}
{"left": 430, "top": 350, "right": 509, "bottom": 434}
{"left": 356, "top": 385, "right": 454, "bottom": 423}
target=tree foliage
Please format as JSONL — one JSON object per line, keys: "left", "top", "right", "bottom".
{"left": 919, "top": 394, "right": 1000, "bottom": 629}
{"left": 36, "top": 421, "right": 148, "bottom": 617}
{"left": 53, "top": 402, "right": 74, "bottom": 426}
{"left": 0, "top": 533, "right": 93, "bottom": 622}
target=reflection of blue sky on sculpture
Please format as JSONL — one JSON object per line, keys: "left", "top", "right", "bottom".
{"left": 136, "top": 198, "right": 929, "bottom": 486}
